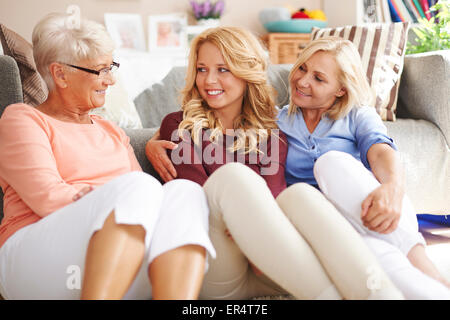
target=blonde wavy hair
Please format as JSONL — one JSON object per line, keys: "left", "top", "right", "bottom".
{"left": 288, "top": 36, "right": 375, "bottom": 120}
{"left": 178, "top": 26, "right": 278, "bottom": 154}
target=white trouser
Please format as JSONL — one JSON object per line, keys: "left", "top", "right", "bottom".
{"left": 199, "top": 163, "right": 402, "bottom": 300}
{"left": 0, "top": 171, "right": 215, "bottom": 300}
{"left": 314, "top": 150, "right": 450, "bottom": 299}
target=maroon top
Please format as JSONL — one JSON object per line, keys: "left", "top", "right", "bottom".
{"left": 159, "top": 111, "right": 288, "bottom": 198}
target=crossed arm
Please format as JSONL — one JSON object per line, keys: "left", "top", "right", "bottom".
{"left": 147, "top": 131, "right": 405, "bottom": 235}
{"left": 363, "top": 143, "right": 406, "bottom": 234}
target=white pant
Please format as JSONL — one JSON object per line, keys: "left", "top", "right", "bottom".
{"left": 0, "top": 172, "right": 215, "bottom": 300}
{"left": 314, "top": 151, "right": 450, "bottom": 299}
{"left": 199, "top": 163, "right": 403, "bottom": 300}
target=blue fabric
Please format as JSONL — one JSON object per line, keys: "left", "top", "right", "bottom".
{"left": 418, "top": 214, "right": 450, "bottom": 226}
{"left": 276, "top": 105, "right": 397, "bottom": 187}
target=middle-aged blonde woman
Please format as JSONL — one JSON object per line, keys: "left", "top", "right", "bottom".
{"left": 0, "top": 11, "right": 215, "bottom": 300}
{"left": 276, "top": 36, "right": 450, "bottom": 299}
{"left": 146, "top": 26, "right": 404, "bottom": 300}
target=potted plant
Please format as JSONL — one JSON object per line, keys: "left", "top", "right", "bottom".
{"left": 190, "top": 0, "right": 225, "bottom": 26}
{"left": 406, "top": 0, "right": 449, "bottom": 54}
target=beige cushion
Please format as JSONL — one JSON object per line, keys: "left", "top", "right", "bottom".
{"left": 89, "top": 72, "right": 143, "bottom": 129}
{"left": 0, "top": 24, "right": 48, "bottom": 106}
{"left": 311, "top": 22, "right": 410, "bottom": 121}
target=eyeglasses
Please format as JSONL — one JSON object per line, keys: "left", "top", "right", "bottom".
{"left": 63, "top": 61, "right": 120, "bottom": 78}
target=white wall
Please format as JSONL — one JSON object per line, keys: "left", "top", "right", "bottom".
{"left": 0, "top": 0, "right": 320, "bottom": 42}
{"left": 322, "top": 0, "right": 364, "bottom": 27}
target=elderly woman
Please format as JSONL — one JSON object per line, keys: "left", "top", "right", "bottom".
{"left": 0, "top": 12, "right": 214, "bottom": 300}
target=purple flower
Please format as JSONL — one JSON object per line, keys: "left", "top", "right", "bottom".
{"left": 190, "top": 0, "right": 202, "bottom": 19}
{"left": 190, "top": 0, "right": 224, "bottom": 19}
{"left": 202, "top": 0, "right": 212, "bottom": 18}
{"left": 212, "top": 0, "right": 224, "bottom": 18}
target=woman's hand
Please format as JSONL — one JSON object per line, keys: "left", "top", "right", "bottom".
{"left": 73, "top": 186, "right": 94, "bottom": 201}
{"left": 364, "top": 143, "right": 406, "bottom": 234}
{"left": 361, "top": 182, "right": 404, "bottom": 234}
{"left": 145, "top": 130, "right": 178, "bottom": 182}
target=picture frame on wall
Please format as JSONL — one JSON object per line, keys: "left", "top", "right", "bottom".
{"left": 148, "top": 13, "right": 188, "bottom": 54}
{"left": 186, "top": 25, "right": 211, "bottom": 48}
{"left": 104, "top": 13, "right": 146, "bottom": 51}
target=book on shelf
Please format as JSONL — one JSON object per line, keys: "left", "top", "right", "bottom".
{"left": 387, "top": 0, "right": 403, "bottom": 21}
{"left": 375, "top": 0, "right": 385, "bottom": 22}
{"left": 405, "top": 0, "right": 423, "bottom": 19}
{"left": 412, "top": 0, "right": 427, "bottom": 18}
{"left": 365, "top": 0, "right": 439, "bottom": 24}
{"left": 382, "top": 0, "right": 439, "bottom": 24}
{"left": 403, "top": 0, "right": 419, "bottom": 22}
{"left": 393, "top": 0, "right": 415, "bottom": 21}
{"left": 420, "top": 0, "right": 432, "bottom": 19}
{"left": 376, "top": 0, "right": 392, "bottom": 22}
{"left": 378, "top": 0, "right": 393, "bottom": 22}
{"left": 429, "top": 0, "right": 438, "bottom": 18}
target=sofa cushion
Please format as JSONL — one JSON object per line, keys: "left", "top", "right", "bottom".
{"left": 385, "top": 118, "right": 449, "bottom": 215}
{"left": 397, "top": 50, "right": 450, "bottom": 146}
{"left": 311, "top": 22, "right": 410, "bottom": 122}
{"left": 0, "top": 55, "right": 23, "bottom": 113}
{"left": 134, "top": 66, "right": 186, "bottom": 129}
{"left": 89, "top": 72, "right": 143, "bottom": 129}
{"left": 0, "top": 24, "right": 48, "bottom": 107}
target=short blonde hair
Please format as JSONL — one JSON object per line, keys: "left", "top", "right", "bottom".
{"left": 288, "top": 36, "right": 374, "bottom": 120}
{"left": 179, "top": 26, "right": 278, "bottom": 154}
{"left": 32, "top": 12, "right": 115, "bottom": 91}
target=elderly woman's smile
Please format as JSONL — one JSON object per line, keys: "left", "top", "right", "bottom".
{"left": 64, "top": 55, "right": 116, "bottom": 110}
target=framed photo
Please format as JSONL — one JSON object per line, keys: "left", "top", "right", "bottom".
{"left": 104, "top": 13, "right": 146, "bottom": 51}
{"left": 186, "top": 25, "right": 210, "bottom": 48}
{"left": 148, "top": 13, "right": 188, "bottom": 54}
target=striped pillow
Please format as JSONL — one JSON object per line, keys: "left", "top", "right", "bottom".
{"left": 311, "top": 22, "right": 410, "bottom": 121}
{"left": 0, "top": 24, "right": 48, "bottom": 107}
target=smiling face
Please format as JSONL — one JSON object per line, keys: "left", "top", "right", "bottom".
{"left": 290, "top": 50, "right": 346, "bottom": 113}
{"left": 64, "top": 54, "right": 116, "bottom": 110}
{"left": 195, "top": 41, "right": 247, "bottom": 120}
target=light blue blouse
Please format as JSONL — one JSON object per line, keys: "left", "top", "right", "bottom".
{"left": 276, "top": 105, "right": 397, "bottom": 187}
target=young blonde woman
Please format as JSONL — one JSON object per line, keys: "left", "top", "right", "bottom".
{"left": 146, "top": 27, "right": 404, "bottom": 300}
{"left": 276, "top": 36, "right": 450, "bottom": 299}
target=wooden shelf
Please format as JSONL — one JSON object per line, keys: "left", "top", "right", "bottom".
{"left": 261, "top": 33, "right": 311, "bottom": 64}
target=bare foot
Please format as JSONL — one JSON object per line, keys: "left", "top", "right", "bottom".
{"left": 407, "top": 244, "right": 450, "bottom": 288}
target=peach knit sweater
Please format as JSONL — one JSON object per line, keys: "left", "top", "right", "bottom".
{"left": 0, "top": 104, "right": 142, "bottom": 248}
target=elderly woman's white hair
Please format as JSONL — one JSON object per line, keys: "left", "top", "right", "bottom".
{"left": 32, "top": 12, "right": 115, "bottom": 91}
